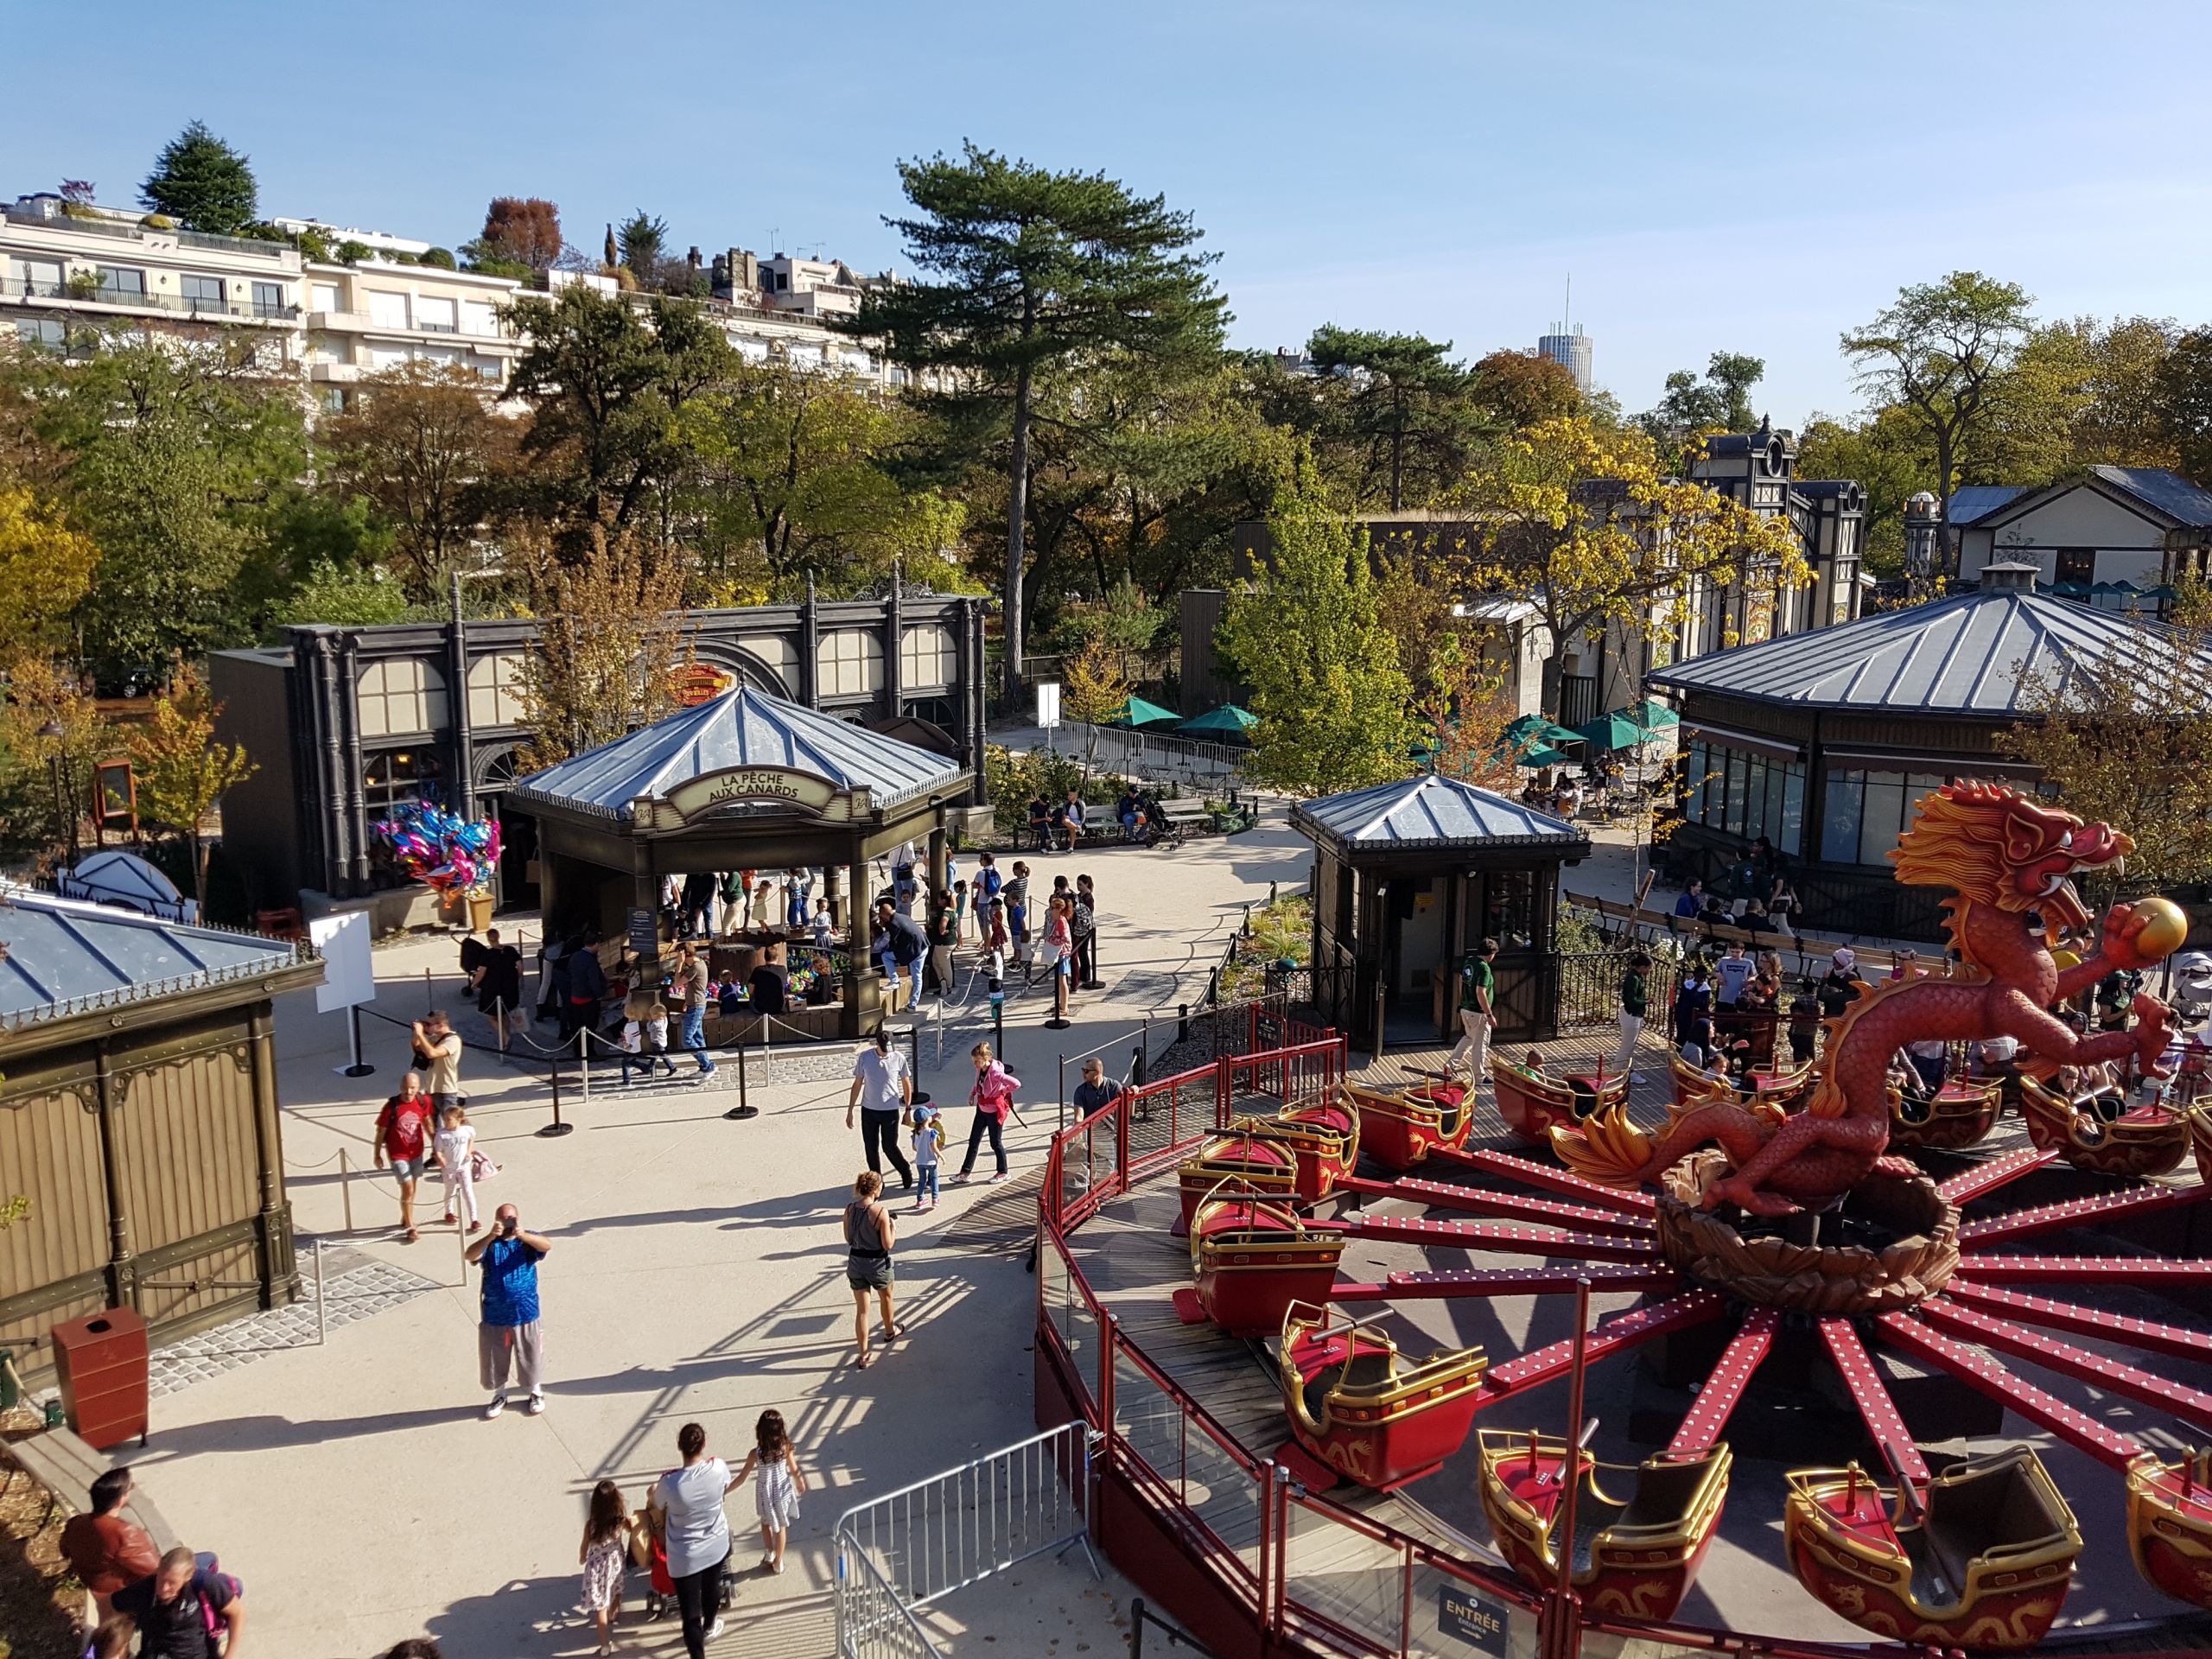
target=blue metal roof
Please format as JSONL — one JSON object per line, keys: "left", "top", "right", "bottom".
{"left": 1291, "top": 774, "right": 1591, "bottom": 853}
{"left": 2091, "top": 466, "right": 2212, "bottom": 526}
{"left": 0, "top": 887, "right": 306, "bottom": 1027}
{"left": 1946, "top": 486, "right": 2026, "bottom": 525}
{"left": 509, "top": 687, "right": 966, "bottom": 822}
{"left": 1649, "top": 587, "right": 2211, "bottom": 716}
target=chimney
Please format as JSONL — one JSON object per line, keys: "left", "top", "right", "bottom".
{"left": 1980, "top": 560, "right": 2039, "bottom": 593}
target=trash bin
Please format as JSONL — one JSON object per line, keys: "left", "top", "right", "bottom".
{"left": 467, "top": 892, "right": 495, "bottom": 933}
{"left": 51, "top": 1306, "right": 149, "bottom": 1450}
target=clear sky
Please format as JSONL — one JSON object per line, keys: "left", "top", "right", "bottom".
{"left": 14, "top": 0, "right": 2212, "bottom": 425}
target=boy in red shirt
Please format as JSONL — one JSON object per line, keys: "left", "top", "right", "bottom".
{"left": 375, "top": 1071, "right": 436, "bottom": 1242}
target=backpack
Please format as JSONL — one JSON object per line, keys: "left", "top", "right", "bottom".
{"left": 980, "top": 866, "right": 1001, "bottom": 898}
{"left": 192, "top": 1554, "right": 243, "bottom": 1636}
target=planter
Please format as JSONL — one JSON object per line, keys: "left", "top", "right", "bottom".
{"left": 467, "top": 893, "right": 494, "bottom": 933}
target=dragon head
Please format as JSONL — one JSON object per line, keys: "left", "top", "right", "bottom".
{"left": 1888, "top": 781, "right": 2130, "bottom": 940}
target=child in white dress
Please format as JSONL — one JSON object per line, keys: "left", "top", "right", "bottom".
{"left": 435, "top": 1103, "right": 480, "bottom": 1231}
{"left": 735, "top": 1407, "right": 807, "bottom": 1574}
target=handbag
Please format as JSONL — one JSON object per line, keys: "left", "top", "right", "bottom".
{"left": 470, "top": 1147, "right": 499, "bottom": 1183}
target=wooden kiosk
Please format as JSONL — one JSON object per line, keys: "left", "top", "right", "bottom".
{"left": 1290, "top": 774, "right": 1589, "bottom": 1049}
{"left": 507, "top": 687, "right": 974, "bottom": 1039}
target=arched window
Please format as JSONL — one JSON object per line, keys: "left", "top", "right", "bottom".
{"left": 739, "top": 636, "right": 798, "bottom": 695}
{"left": 818, "top": 630, "right": 884, "bottom": 698}
{"left": 466, "top": 652, "right": 530, "bottom": 728}
{"left": 355, "top": 658, "right": 448, "bottom": 738}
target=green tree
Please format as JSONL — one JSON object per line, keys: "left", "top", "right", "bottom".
{"left": 1637, "top": 351, "right": 1764, "bottom": 462}
{"left": 1305, "top": 326, "right": 1475, "bottom": 512}
{"left": 2157, "top": 326, "right": 2212, "bottom": 486}
{"left": 129, "top": 667, "right": 256, "bottom": 907}
{"left": 1217, "top": 468, "right": 1413, "bottom": 797}
{"left": 139, "top": 121, "right": 258, "bottom": 235}
{"left": 853, "top": 143, "right": 1227, "bottom": 698}
{"left": 618, "top": 211, "right": 670, "bottom": 283}
{"left": 505, "top": 284, "right": 736, "bottom": 548}
{"left": 1796, "top": 407, "right": 1931, "bottom": 576}
{"left": 680, "top": 360, "right": 966, "bottom": 598}
{"left": 13, "top": 332, "right": 308, "bottom": 664}
{"left": 1841, "top": 271, "right": 2033, "bottom": 550}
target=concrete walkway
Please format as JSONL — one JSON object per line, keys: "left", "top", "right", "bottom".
{"left": 129, "top": 823, "right": 1310, "bottom": 1657}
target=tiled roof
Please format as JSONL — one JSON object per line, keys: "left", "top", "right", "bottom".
{"left": 2091, "top": 465, "right": 2212, "bottom": 526}
{"left": 1649, "top": 588, "right": 2207, "bottom": 716}
{"left": 1291, "top": 774, "right": 1591, "bottom": 853}
{"left": 1946, "top": 486, "right": 2026, "bottom": 525}
{"left": 509, "top": 687, "right": 966, "bottom": 821}
{"left": 0, "top": 887, "right": 308, "bottom": 1027}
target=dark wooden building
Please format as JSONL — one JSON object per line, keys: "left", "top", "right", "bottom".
{"left": 0, "top": 890, "right": 321, "bottom": 1382}
{"left": 209, "top": 583, "right": 990, "bottom": 923}
{"left": 1290, "top": 775, "right": 1590, "bottom": 1048}
{"left": 1649, "top": 563, "right": 2212, "bottom": 940}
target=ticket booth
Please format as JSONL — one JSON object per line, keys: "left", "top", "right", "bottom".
{"left": 1292, "top": 775, "right": 1590, "bottom": 1049}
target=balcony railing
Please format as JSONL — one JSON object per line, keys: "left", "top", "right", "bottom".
{"left": 416, "top": 319, "right": 458, "bottom": 333}
{"left": 0, "top": 277, "right": 298, "bottom": 321}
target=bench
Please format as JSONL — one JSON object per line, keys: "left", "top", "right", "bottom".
{"left": 1153, "top": 798, "right": 1211, "bottom": 846}
{"left": 3, "top": 1426, "right": 181, "bottom": 1552}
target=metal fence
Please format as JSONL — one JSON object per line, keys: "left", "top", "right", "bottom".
{"left": 834, "top": 1420, "right": 1103, "bottom": 1658}
{"left": 1072, "top": 722, "right": 1249, "bottom": 784}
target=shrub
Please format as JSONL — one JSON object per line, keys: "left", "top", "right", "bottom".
{"left": 336, "top": 239, "right": 371, "bottom": 265}
{"left": 420, "top": 246, "right": 456, "bottom": 270}
{"left": 295, "top": 227, "right": 332, "bottom": 263}
{"left": 140, "top": 213, "right": 176, "bottom": 230}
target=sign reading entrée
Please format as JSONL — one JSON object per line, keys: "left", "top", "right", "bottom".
{"left": 663, "top": 766, "right": 859, "bottom": 824}
{"left": 1437, "top": 1585, "right": 1509, "bottom": 1656}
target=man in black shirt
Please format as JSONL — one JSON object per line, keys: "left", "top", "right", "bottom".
{"left": 113, "top": 1547, "right": 245, "bottom": 1658}
{"left": 471, "top": 927, "right": 525, "bottom": 1046}
{"left": 925, "top": 890, "right": 958, "bottom": 998}
{"left": 874, "top": 899, "right": 929, "bottom": 1010}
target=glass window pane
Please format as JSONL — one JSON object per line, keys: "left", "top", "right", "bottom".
{"left": 1781, "top": 766, "right": 1805, "bottom": 855}
{"left": 1822, "top": 770, "right": 1864, "bottom": 863}
{"left": 1686, "top": 742, "right": 1707, "bottom": 823}
{"left": 1745, "top": 760, "right": 1769, "bottom": 845}
{"left": 1724, "top": 752, "right": 1747, "bottom": 837}
{"left": 1859, "top": 771, "right": 1907, "bottom": 864}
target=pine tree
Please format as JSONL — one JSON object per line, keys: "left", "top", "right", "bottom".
{"left": 139, "top": 121, "right": 258, "bottom": 234}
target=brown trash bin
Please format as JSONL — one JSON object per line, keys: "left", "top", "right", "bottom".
{"left": 51, "top": 1307, "right": 149, "bottom": 1450}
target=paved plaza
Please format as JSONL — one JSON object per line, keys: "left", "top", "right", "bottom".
{"left": 123, "top": 819, "right": 1310, "bottom": 1657}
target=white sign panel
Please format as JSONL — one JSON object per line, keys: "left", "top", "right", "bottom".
{"left": 309, "top": 910, "right": 376, "bottom": 1012}
{"left": 1036, "top": 680, "right": 1062, "bottom": 729}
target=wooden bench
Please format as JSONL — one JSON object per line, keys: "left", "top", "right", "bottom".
{"left": 3, "top": 1426, "right": 181, "bottom": 1552}
{"left": 1154, "top": 798, "right": 1211, "bottom": 846}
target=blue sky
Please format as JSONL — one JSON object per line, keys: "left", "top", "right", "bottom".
{"left": 16, "top": 0, "right": 2212, "bottom": 425}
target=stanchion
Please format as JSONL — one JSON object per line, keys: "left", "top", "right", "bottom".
{"left": 1057, "top": 1052, "right": 1067, "bottom": 1133}
{"left": 1079, "top": 921, "right": 1103, "bottom": 992}
{"left": 724, "top": 1037, "right": 756, "bottom": 1119}
{"left": 423, "top": 966, "right": 433, "bottom": 1013}
{"left": 340, "top": 1006, "right": 374, "bottom": 1077}
{"left": 1177, "top": 1001, "right": 1189, "bottom": 1044}
{"left": 538, "top": 1058, "right": 573, "bottom": 1137}
{"left": 577, "top": 1028, "right": 590, "bottom": 1108}
{"left": 313, "top": 1238, "right": 326, "bottom": 1346}
{"left": 340, "top": 1148, "right": 354, "bottom": 1233}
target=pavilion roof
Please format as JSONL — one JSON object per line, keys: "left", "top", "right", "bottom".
{"left": 1291, "top": 773, "right": 1590, "bottom": 855}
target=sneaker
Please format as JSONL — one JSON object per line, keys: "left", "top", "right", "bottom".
{"left": 483, "top": 1392, "right": 507, "bottom": 1420}
{"left": 700, "top": 1065, "right": 717, "bottom": 1078}
{"left": 525, "top": 1392, "right": 545, "bottom": 1416}
{"left": 950, "top": 1173, "right": 972, "bottom": 1185}
{"left": 770, "top": 1559, "right": 784, "bottom": 1574}
{"left": 706, "top": 1618, "right": 726, "bottom": 1642}
{"left": 988, "top": 1172, "right": 1010, "bottom": 1185}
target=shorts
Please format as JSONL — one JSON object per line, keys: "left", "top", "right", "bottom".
{"left": 1054, "top": 955, "right": 1073, "bottom": 978}
{"left": 390, "top": 1155, "right": 425, "bottom": 1182}
{"left": 847, "top": 1255, "right": 893, "bottom": 1292}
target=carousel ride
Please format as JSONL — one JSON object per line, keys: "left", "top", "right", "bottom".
{"left": 1167, "top": 783, "right": 2212, "bottom": 1648}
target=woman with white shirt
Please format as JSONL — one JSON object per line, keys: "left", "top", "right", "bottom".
{"left": 651, "top": 1421, "right": 736, "bottom": 1657}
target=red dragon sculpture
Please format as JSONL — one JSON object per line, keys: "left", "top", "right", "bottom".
{"left": 1557, "top": 782, "right": 2184, "bottom": 1216}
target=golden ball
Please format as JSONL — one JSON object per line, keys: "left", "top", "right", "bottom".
{"left": 2130, "top": 895, "right": 2190, "bottom": 960}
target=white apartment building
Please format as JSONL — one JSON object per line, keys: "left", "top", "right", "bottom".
{"left": 298, "top": 251, "right": 524, "bottom": 409}
{"left": 1, "top": 193, "right": 302, "bottom": 366}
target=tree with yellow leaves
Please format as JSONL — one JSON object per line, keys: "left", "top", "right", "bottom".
{"left": 129, "top": 667, "right": 256, "bottom": 909}
{"left": 0, "top": 657, "right": 109, "bottom": 861}
{"left": 1446, "top": 417, "right": 1811, "bottom": 718}
{"left": 0, "top": 483, "right": 99, "bottom": 666}
{"left": 1060, "top": 636, "right": 1132, "bottom": 767}
{"left": 1412, "top": 632, "right": 1522, "bottom": 792}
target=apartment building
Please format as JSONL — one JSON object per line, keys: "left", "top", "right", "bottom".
{"left": 299, "top": 256, "right": 523, "bottom": 408}
{"left": 1, "top": 192, "right": 302, "bottom": 365}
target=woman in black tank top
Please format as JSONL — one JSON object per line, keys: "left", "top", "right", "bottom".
{"left": 842, "top": 1169, "right": 899, "bottom": 1368}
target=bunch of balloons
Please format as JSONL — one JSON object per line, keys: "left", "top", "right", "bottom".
{"left": 373, "top": 801, "right": 502, "bottom": 896}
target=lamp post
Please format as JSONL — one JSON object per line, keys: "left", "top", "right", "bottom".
{"left": 37, "top": 720, "right": 76, "bottom": 864}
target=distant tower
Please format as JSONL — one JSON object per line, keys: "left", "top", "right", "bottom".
{"left": 1904, "top": 491, "right": 1942, "bottom": 582}
{"left": 1536, "top": 276, "right": 1593, "bottom": 394}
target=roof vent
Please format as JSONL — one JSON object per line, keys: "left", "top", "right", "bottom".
{"left": 1981, "top": 560, "right": 2038, "bottom": 592}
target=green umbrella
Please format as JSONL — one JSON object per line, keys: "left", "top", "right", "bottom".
{"left": 1575, "top": 711, "right": 1649, "bottom": 751}
{"left": 1111, "top": 696, "right": 1182, "bottom": 728}
{"left": 1518, "top": 745, "right": 1570, "bottom": 768}
{"left": 1503, "top": 714, "right": 1583, "bottom": 749}
{"left": 1180, "top": 703, "right": 1258, "bottom": 736}
{"left": 1630, "top": 697, "right": 1679, "bottom": 729}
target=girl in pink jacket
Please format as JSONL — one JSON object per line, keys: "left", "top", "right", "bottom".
{"left": 952, "top": 1041, "right": 1025, "bottom": 1185}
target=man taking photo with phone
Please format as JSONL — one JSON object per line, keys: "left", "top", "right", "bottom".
{"left": 466, "top": 1202, "right": 551, "bottom": 1420}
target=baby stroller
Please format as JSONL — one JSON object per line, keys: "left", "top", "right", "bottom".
{"left": 638, "top": 1517, "right": 737, "bottom": 1619}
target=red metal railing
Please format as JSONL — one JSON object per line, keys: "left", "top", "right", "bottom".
{"left": 1034, "top": 1030, "right": 1940, "bottom": 1659}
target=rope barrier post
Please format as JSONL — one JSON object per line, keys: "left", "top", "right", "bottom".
{"left": 910, "top": 1020, "right": 920, "bottom": 1093}
{"left": 1138, "top": 1014, "right": 1150, "bottom": 1087}
{"left": 313, "top": 1237, "right": 326, "bottom": 1346}
{"left": 1058, "top": 1052, "right": 1067, "bottom": 1134}
{"left": 1178, "top": 1001, "right": 1189, "bottom": 1045}
{"left": 538, "top": 1057, "right": 572, "bottom": 1137}
{"left": 423, "top": 965, "right": 433, "bottom": 1014}
{"left": 341, "top": 1006, "right": 374, "bottom": 1077}
{"left": 577, "top": 1027, "right": 590, "bottom": 1109}
{"left": 724, "top": 1037, "right": 754, "bottom": 1120}
{"left": 340, "top": 1147, "right": 354, "bottom": 1233}
{"left": 493, "top": 996, "right": 506, "bottom": 1057}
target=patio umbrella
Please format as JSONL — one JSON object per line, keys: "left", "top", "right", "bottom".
{"left": 1503, "top": 714, "right": 1583, "bottom": 749}
{"left": 1630, "top": 697, "right": 1679, "bottom": 729}
{"left": 1574, "top": 710, "right": 1649, "bottom": 752}
{"left": 1517, "top": 745, "right": 1570, "bottom": 768}
{"left": 1111, "top": 696, "right": 1182, "bottom": 728}
{"left": 1180, "top": 703, "right": 1258, "bottom": 737}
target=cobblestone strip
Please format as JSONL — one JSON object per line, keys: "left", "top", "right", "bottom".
{"left": 146, "top": 1255, "right": 444, "bottom": 1399}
